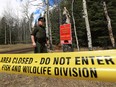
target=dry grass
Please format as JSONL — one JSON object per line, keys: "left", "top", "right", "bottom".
{"left": 0, "top": 44, "right": 111, "bottom": 52}
{"left": 0, "top": 44, "right": 32, "bottom": 52}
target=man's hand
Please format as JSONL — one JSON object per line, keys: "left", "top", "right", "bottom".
{"left": 32, "top": 42, "right": 36, "bottom": 48}
{"left": 31, "top": 35, "right": 36, "bottom": 48}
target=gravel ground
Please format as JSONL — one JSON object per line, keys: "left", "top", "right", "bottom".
{"left": 0, "top": 73, "right": 116, "bottom": 87}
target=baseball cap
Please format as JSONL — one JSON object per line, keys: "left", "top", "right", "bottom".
{"left": 38, "top": 17, "right": 46, "bottom": 22}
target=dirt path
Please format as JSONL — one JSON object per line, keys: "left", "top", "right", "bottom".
{"left": 0, "top": 73, "right": 116, "bottom": 87}
{"left": 0, "top": 47, "right": 33, "bottom": 53}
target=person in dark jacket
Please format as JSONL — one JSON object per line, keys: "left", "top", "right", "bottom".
{"left": 31, "top": 17, "right": 47, "bottom": 53}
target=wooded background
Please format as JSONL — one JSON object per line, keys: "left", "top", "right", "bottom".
{"left": 0, "top": 0, "right": 116, "bottom": 49}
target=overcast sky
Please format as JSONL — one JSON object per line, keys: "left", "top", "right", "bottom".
{"left": 0, "top": 0, "right": 8, "bottom": 16}
{"left": 0, "top": 0, "right": 19, "bottom": 16}
{"left": 0, "top": 0, "right": 44, "bottom": 18}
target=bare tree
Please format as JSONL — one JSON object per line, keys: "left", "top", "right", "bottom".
{"left": 72, "top": 0, "right": 80, "bottom": 51}
{"left": 63, "top": 7, "right": 71, "bottom": 24}
{"left": 21, "top": 0, "right": 32, "bottom": 33}
{"left": 20, "top": 1, "right": 37, "bottom": 44}
{"left": 45, "top": 0, "right": 53, "bottom": 50}
{"left": 2, "top": 0, "right": 26, "bottom": 44}
{"left": 0, "top": 17, "right": 7, "bottom": 44}
{"left": 83, "top": 0, "right": 93, "bottom": 50}
{"left": 103, "top": 1, "right": 115, "bottom": 48}
{"left": 4, "top": 18, "right": 7, "bottom": 44}
{"left": 3, "top": 1, "right": 15, "bottom": 44}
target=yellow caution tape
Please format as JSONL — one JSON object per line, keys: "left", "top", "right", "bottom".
{"left": 0, "top": 50, "right": 116, "bottom": 82}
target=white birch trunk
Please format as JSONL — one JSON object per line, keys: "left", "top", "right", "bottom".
{"left": 46, "top": 0, "right": 53, "bottom": 50}
{"left": 83, "top": 0, "right": 92, "bottom": 50}
{"left": 103, "top": 1, "right": 115, "bottom": 48}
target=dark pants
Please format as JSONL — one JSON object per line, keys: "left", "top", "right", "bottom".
{"left": 34, "top": 42, "right": 47, "bottom": 53}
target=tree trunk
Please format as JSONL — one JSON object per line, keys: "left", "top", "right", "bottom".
{"left": 5, "top": 24, "right": 7, "bottom": 44}
{"left": 58, "top": 0, "right": 62, "bottom": 25}
{"left": 72, "top": 0, "right": 80, "bottom": 51}
{"left": 83, "top": 0, "right": 92, "bottom": 50}
{"left": 48, "top": 13, "right": 53, "bottom": 50}
{"left": 46, "top": 0, "right": 53, "bottom": 50}
{"left": 25, "top": 14, "right": 32, "bottom": 34}
{"left": 103, "top": 1, "right": 115, "bottom": 48}
{"left": 9, "top": 27, "right": 12, "bottom": 44}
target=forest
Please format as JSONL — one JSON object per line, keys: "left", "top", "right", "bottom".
{"left": 0, "top": 0, "right": 116, "bottom": 49}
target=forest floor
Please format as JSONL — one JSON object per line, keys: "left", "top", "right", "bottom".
{"left": 0, "top": 44, "right": 116, "bottom": 87}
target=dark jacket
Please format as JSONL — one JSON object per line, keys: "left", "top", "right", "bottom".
{"left": 31, "top": 25, "right": 46, "bottom": 43}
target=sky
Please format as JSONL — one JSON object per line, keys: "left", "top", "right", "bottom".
{"left": 0, "top": 0, "right": 19, "bottom": 17}
{"left": 0, "top": 0, "right": 57, "bottom": 27}
{"left": 0, "top": 0, "right": 44, "bottom": 18}
{"left": 0, "top": 0, "right": 8, "bottom": 16}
